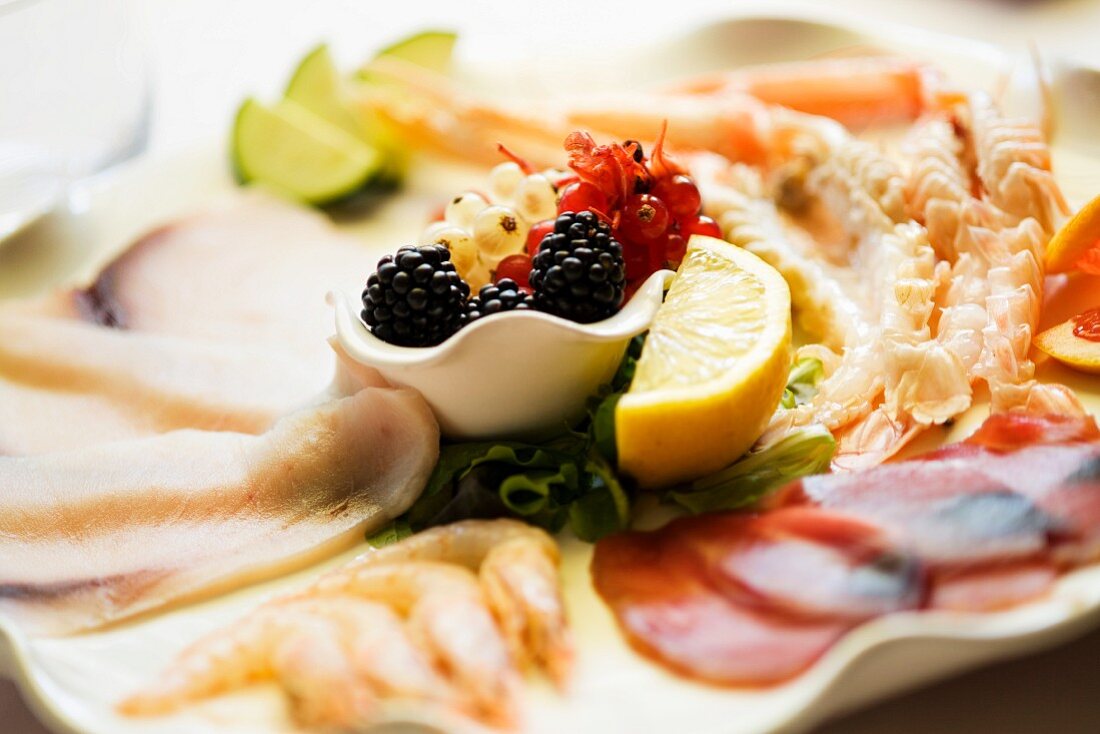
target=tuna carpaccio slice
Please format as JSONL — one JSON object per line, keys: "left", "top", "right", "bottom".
{"left": 592, "top": 413, "right": 1100, "bottom": 686}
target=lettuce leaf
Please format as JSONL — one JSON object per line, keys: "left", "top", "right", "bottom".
{"left": 367, "top": 429, "right": 631, "bottom": 545}
{"left": 664, "top": 354, "right": 832, "bottom": 513}
{"left": 668, "top": 425, "right": 835, "bottom": 513}
{"left": 781, "top": 356, "right": 824, "bottom": 409}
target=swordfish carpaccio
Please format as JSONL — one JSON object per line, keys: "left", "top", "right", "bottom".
{"left": 0, "top": 194, "right": 439, "bottom": 635}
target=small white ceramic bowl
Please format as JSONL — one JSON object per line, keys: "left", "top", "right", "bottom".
{"left": 333, "top": 269, "right": 673, "bottom": 441}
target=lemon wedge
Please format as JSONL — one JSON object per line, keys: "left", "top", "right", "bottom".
{"left": 616, "top": 235, "right": 792, "bottom": 488}
{"left": 1045, "top": 193, "right": 1100, "bottom": 274}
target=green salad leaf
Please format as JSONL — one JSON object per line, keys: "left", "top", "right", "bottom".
{"left": 667, "top": 354, "right": 833, "bottom": 513}
{"left": 668, "top": 425, "right": 836, "bottom": 513}
{"left": 367, "top": 338, "right": 645, "bottom": 547}
{"left": 369, "top": 338, "right": 836, "bottom": 545}
{"left": 780, "top": 356, "right": 824, "bottom": 409}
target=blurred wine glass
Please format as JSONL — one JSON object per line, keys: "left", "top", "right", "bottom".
{"left": 0, "top": 0, "right": 148, "bottom": 241}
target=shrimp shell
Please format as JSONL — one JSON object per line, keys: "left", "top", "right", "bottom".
{"left": 668, "top": 56, "right": 935, "bottom": 128}
{"left": 969, "top": 93, "right": 1070, "bottom": 236}
{"left": 809, "top": 138, "right": 908, "bottom": 236}
{"left": 691, "top": 155, "right": 868, "bottom": 349}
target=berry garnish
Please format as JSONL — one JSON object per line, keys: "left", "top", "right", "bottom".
{"left": 652, "top": 174, "right": 702, "bottom": 218}
{"left": 495, "top": 253, "right": 533, "bottom": 290}
{"left": 664, "top": 232, "right": 687, "bottom": 264}
{"left": 563, "top": 131, "right": 648, "bottom": 209}
{"left": 530, "top": 211, "right": 626, "bottom": 323}
{"left": 557, "top": 181, "right": 609, "bottom": 217}
{"left": 619, "top": 193, "right": 671, "bottom": 242}
{"left": 525, "top": 219, "right": 555, "bottom": 257}
{"left": 466, "top": 278, "right": 533, "bottom": 324}
{"left": 682, "top": 215, "right": 722, "bottom": 240}
{"left": 361, "top": 244, "right": 470, "bottom": 347}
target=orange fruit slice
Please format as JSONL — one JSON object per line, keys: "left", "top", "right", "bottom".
{"left": 1034, "top": 309, "right": 1100, "bottom": 374}
{"left": 1045, "top": 193, "right": 1100, "bottom": 274}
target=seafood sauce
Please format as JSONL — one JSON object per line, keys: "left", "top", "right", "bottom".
{"left": 1072, "top": 307, "right": 1100, "bottom": 342}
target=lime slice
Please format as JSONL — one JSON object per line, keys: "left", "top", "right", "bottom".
{"left": 285, "top": 44, "right": 363, "bottom": 138}
{"left": 616, "top": 235, "right": 793, "bottom": 488}
{"left": 374, "top": 30, "right": 456, "bottom": 73}
{"left": 232, "top": 98, "right": 380, "bottom": 205}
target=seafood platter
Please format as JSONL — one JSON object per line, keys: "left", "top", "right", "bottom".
{"left": 2, "top": 13, "right": 1100, "bottom": 734}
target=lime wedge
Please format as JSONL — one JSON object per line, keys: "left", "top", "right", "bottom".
{"left": 285, "top": 44, "right": 363, "bottom": 138}
{"left": 374, "top": 30, "right": 456, "bottom": 73}
{"left": 353, "top": 30, "right": 457, "bottom": 178}
{"left": 231, "top": 98, "right": 380, "bottom": 205}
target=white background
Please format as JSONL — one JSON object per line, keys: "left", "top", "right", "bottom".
{"left": 4, "top": 0, "right": 1100, "bottom": 731}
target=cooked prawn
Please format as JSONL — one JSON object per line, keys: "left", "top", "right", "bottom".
{"left": 669, "top": 55, "right": 938, "bottom": 128}
{"left": 331, "top": 519, "right": 572, "bottom": 686}
{"left": 905, "top": 97, "right": 1085, "bottom": 419}
{"left": 693, "top": 154, "right": 868, "bottom": 350}
{"left": 120, "top": 519, "right": 570, "bottom": 729}
{"left": 119, "top": 598, "right": 382, "bottom": 728}
{"left": 358, "top": 56, "right": 845, "bottom": 170}
{"left": 302, "top": 560, "right": 519, "bottom": 724}
{"left": 968, "top": 93, "right": 1070, "bottom": 236}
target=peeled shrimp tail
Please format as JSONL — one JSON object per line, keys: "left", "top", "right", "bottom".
{"left": 480, "top": 536, "right": 574, "bottom": 687}
{"left": 408, "top": 589, "right": 522, "bottom": 728}
{"left": 968, "top": 92, "right": 1070, "bottom": 235}
{"left": 119, "top": 606, "right": 372, "bottom": 728}
{"left": 327, "top": 520, "right": 571, "bottom": 686}
{"left": 305, "top": 560, "right": 522, "bottom": 723}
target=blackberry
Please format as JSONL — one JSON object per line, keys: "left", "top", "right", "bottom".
{"left": 466, "top": 278, "right": 533, "bottom": 324}
{"left": 530, "top": 211, "right": 626, "bottom": 323}
{"left": 361, "top": 244, "right": 470, "bottom": 347}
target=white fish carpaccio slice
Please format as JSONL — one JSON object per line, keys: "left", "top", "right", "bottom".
{"left": 0, "top": 194, "right": 441, "bottom": 635}
{"left": 10, "top": 192, "right": 382, "bottom": 369}
{"left": 0, "top": 364, "right": 438, "bottom": 635}
{"left": 0, "top": 193, "right": 390, "bottom": 453}
{"left": 0, "top": 313, "right": 337, "bottom": 455}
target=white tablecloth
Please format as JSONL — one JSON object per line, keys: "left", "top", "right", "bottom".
{"left": 5, "top": 0, "right": 1100, "bottom": 731}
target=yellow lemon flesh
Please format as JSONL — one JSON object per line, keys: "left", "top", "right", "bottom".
{"left": 616, "top": 235, "right": 792, "bottom": 488}
{"left": 1045, "top": 193, "right": 1100, "bottom": 274}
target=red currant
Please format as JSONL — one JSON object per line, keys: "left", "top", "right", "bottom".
{"left": 620, "top": 237, "right": 651, "bottom": 282}
{"left": 682, "top": 215, "right": 722, "bottom": 240}
{"left": 664, "top": 232, "right": 687, "bottom": 265}
{"left": 652, "top": 175, "right": 702, "bottom": 218}
{"left": 557, "top": 181, "right": 609, "bottom": 216}
{"left": 619, "top": 194, "right": 671, "bottom": 243}
{"left": 525, "top": 219, "right": 555, "bottom": 256}
{"left": 494, "top": 254, "right": 533, "bottom": 291}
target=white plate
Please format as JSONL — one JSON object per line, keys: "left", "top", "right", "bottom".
{"left": 2, "top": 13, "right": 1100, "bottom": 734}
